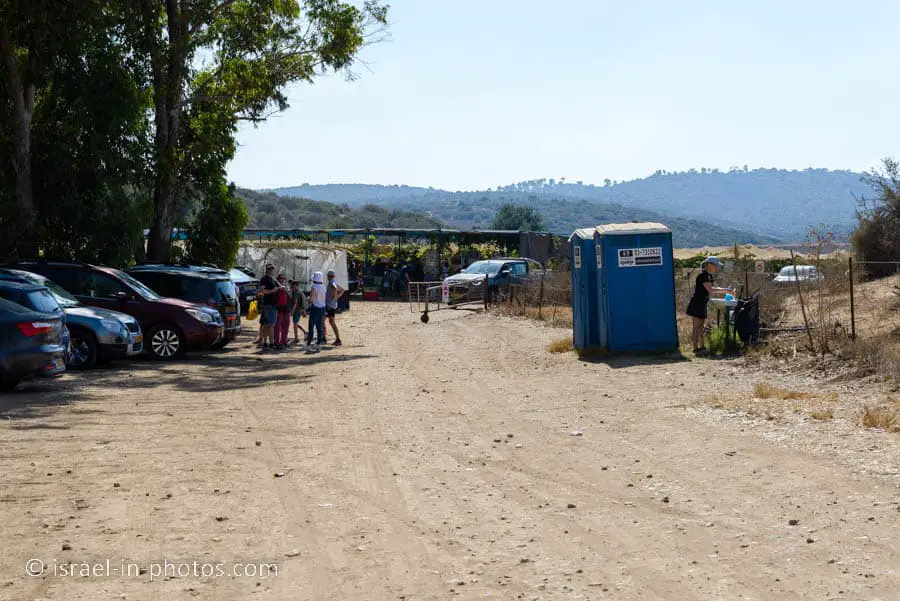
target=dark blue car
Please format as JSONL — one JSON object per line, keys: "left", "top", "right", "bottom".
{"left": 0, "top": 296, "right": 67, "bottom": 391}
{"left": 0, "top": 281, "right": 70, "bottom": 356}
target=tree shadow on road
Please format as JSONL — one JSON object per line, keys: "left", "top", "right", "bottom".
{"left": 0, "top": 348, "right": 377, "bottom": 426}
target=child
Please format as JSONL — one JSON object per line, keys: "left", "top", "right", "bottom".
{"left": 290, "top": 280, "right": 308, "bottom": 343}
{"left": 273, "top": 273, "right": 291, "bottom": 349}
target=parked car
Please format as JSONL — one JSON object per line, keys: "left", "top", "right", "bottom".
{"left": 6, "top": 261, "right": 223, "bottom": 360}
{"left": 443, "top": 259, "right": 533, "bottom": 303}
{"left": 227, "top": 268, "right": 258, "bottom": 315}
{"left": 130, "top": 264, "right": 257, "bottom": 316}
{"left": 0, "top": 296, "right": 67, "bottom": 391}
{"left": 773, "top": 265, "right": 824, "bottom": 285}
{"left": 127, "top": 266, "right": 240, "bottom": 345}
{"left": 0, "top": 268, "right": 142, "bottom": 369}
{"left": 0, "top": 280, "right": 71, "bottom": 359}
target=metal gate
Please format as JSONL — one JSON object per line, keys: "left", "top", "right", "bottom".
{"left": 408, "top": 278, "right": 489, "bottom": 323}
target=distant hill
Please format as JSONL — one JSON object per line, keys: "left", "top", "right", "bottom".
{"left": 245, "top": 187, "right": 778, "bottom": 248}
{"left": 269, "top": 168, "right": 868, "bottom": 241}
{"left": 237, "top": 188, "right": 442, "bottom": 230}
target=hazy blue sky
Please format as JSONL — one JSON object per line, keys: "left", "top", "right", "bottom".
{"left": 227, "top": 0, "right": 900, "bottom": 191}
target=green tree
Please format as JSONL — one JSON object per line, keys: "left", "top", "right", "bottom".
{"left": 853, "top": 158, "right": 900, "bottom": 277}
{"left": 0, "top": 0, "right": 150, "bottom": 263}
{"left": 121, "top": 0, "right": 389, "bottom": 262}
{"left": 185, "top": 183, "right": 248, "bottom": 267}
{"left": 490, "top": 204, "right": 546, "bottom": 231}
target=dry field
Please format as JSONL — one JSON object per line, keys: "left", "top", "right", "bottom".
{"left": 1, "top": 302, "right": 897, "bottom": 601}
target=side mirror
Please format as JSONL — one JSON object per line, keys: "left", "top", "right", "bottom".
{"left": 116, "top": 291, "right": 130, "bottom": 302}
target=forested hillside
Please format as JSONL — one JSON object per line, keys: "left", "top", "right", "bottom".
{"left": 270, "top": 168, "right": 867, "bottom": 241}
{"left": 241, "top": 188, "right": 778, "bottom": 247}
{"left": 237, "top": 189, "right": 442, "bottom": 230}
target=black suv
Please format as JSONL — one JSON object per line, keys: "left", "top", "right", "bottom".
{"left": 127, "top": 267, "right": 240, "bottom": 345}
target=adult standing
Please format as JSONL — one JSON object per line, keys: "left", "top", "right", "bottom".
{"left": 685, "top": 256, "right": 732, "bottom": 355}
{"left": 258, "top": 264, "right": 278, "bottom": 349}
{"left": 324, "top": 269, "right": 345, "bottom": 346}
{"left": 306, "top": 271, "right": 327, "bottom": 351}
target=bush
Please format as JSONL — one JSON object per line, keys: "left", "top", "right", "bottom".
{"left": 185, "top": 183, "right": 249, "bottom": 268}
{"left": 853, "top": 158, "right": 900, "bottom": 278}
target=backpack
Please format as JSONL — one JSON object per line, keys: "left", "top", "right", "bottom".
{"left": 275, "top": 287, "right": 289, "bottom": 309}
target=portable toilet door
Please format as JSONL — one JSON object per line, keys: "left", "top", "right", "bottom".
{"left": 595, "top": 223, "right": 678, "bottom": 352}
{"left": 569, "top": 229, "right": 600, "bottom": 349}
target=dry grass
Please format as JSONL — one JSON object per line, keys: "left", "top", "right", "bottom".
{"left": 860, "top": 402, "right": 900, "bottom": 433}
{"left": 753, "top": 382, "right": 812, "bottom": 400}
{"left": 547, "top": 337, "right": 574, "bottom": 354}
{"left": 839, "top": 332, "right": 900, "bottom": 378}
{"left": 809, "top": 409, "right": 834, "bottom": 421}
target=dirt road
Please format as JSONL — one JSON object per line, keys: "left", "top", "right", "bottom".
{"left": 1, "top": 302, "right": 897, "bottom": 600}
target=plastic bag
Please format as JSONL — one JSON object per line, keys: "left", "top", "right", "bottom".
{"left": 246, "top": 300, "right": 259, "bottom": 321}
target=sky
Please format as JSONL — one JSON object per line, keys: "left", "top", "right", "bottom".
{"left": 227, "top": 0, "right": 900, "bottom": 192}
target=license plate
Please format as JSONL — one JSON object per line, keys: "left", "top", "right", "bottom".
{"left": 54, "top": 358, "right": 65, "bottom": 371}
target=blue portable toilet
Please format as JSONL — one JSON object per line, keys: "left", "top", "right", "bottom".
{"left": 594, "top": 223, "right": 678, "bottom": 352}
{"left": 569, "top": 229, "right": 602, "bottom": 349}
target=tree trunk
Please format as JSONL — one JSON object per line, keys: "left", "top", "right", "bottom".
{"left": 146, "top": 0, "right": 187, "bottom": 263}
{"left": 0, "top": 21, "right": 38, "bottom": 254}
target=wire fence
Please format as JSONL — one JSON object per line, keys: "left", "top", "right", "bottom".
{"left": 494, "top": 258, "right": 900, "bottom": 366}
{"left": 497, "top": 271, "right": 573, "bottom": 328}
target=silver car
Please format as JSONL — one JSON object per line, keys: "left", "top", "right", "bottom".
{"left": 0, "top": 269, "right": 143, "bottom": 369}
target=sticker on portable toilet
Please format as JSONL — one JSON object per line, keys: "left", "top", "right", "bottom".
{"left": 573, "top": 246, "right": 582, "bottom": 269}
{"left": 618, "top": 247, "right": 662, "bottom": 267}
{"left": 596, "top": 242, "right": 603, "bottom": 268}
{"left": 755, "top": 260, "right": 765, "bottom": 274}
{"left": 441, "top": 282, "right": 450, "bottom": 304}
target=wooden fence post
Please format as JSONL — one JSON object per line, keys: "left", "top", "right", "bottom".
{"left": 848, "top": 257, "right": 856, "bottom": 340}
{"left": 791, "top": 250, "right": 815, "bottom": 352}
{"left": 537, "top": 272, "right": 545, "bottom": 320}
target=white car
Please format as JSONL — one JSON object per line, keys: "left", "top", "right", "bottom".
{"left": 773, "top": 265, "right": 824, "bottom": 284}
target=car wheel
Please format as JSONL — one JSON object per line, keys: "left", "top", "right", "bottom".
{"left": 66, "top": 329, "right": 98, "bottom": 370}
{"left": 147, "top": 325, "right": 184, "bottom": 360}
{"left": 0, "top": 377, "right": 21, "bottom": 392}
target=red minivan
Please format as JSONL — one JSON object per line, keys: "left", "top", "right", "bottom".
{"left": 8, "top": 261, "right": 224, "bottom": 360}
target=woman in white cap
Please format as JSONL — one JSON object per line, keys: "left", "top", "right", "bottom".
{"left": 306, "top": 271, "right": 327, "bottom": 350}
{"left": 685, "top": 256, "right": 732, "bottom": 355}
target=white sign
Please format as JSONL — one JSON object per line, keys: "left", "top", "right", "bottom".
{"left": 441, "top": 282, "right": 450, "bottom": 304}
{"left": 617, "top": 247, "right": 663, "bottom": 268}
{"left": 755, "top": 260, "right": 765, "bottom": 274}
{"left": 595, "top": 242, "right": 603, "bottom": 268}
{"left": 573, "top": 246, "right": 582, "bottom": 269}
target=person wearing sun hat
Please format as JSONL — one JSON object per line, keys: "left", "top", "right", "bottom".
{"left": 685, "top": 256, "right": 733, "bottom": 355}
{"left": 305, "top": 271, "right": 327, "bottom": 351}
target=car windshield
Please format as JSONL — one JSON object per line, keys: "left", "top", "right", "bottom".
{"left": 115, "top": 270, "right": 161, "bottom": 301}
{"left": 25, "top": 289, "right": 62, "bottom": 314}
{"left": 463, "top": 262, "right": 500, "bottom": 275}
{"left": 228, "top": 269, "right": 251, "bottom": 282}
{"left": 39, "top": 277, "right": 80, "bottom": 308}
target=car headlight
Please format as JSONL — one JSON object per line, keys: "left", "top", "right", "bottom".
{"left": 185, "top": 308, "right": 215, "bottom": 324}
{"left": 100, "top": 319, "right": 123, "bottom": 331}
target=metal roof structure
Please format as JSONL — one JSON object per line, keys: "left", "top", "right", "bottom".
{"left": 594, "top": 222, "right": 670, "bottom": 236}
{"left": 241, "top": 227, "right": 524, "bottom": 239}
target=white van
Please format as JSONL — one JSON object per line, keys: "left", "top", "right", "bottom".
{"left": 773, "top": 265, "right": 824, "bottom": 284}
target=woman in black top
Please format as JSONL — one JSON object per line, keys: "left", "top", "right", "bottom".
{"left": 686, "top": 256, "right": 731, "bottom": 355}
